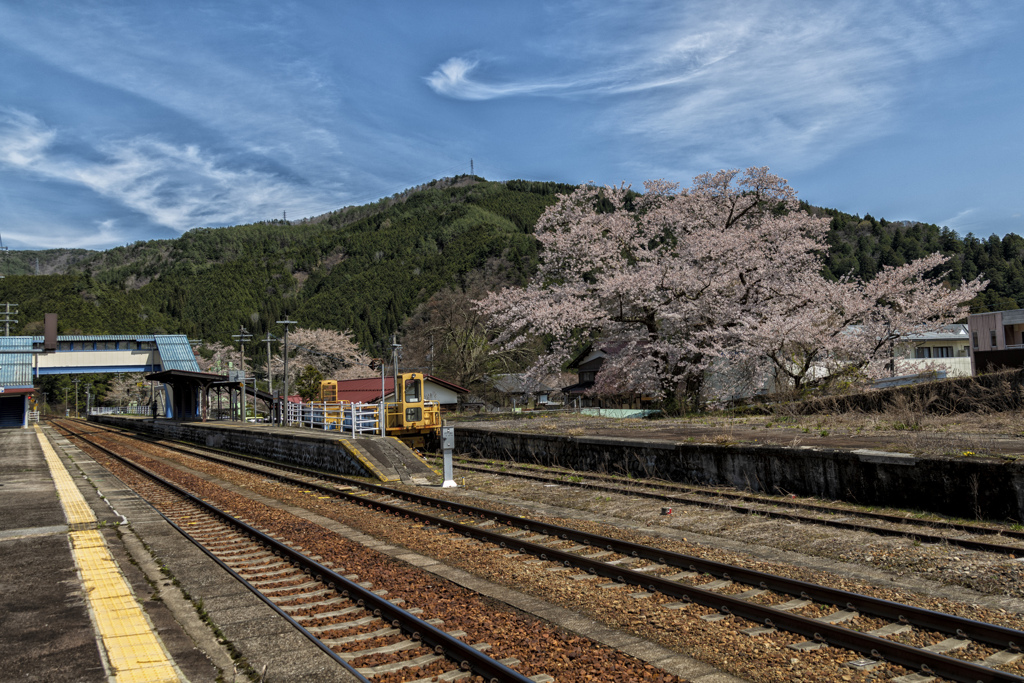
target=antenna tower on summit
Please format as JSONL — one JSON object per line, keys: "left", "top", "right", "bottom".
{"left": 470, "top": 159, "right": 474, "bottom": 175}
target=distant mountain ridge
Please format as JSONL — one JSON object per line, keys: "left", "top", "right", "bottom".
{"left": 1, "top": 175, "right": 1020, "bottom": 354}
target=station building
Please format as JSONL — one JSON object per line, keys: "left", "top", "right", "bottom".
{"left": 0, "top": 333, "right": 200, "bottom": 428}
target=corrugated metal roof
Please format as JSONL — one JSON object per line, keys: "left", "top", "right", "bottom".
{"left": 30, "top": 335, "right": 157, "bottom": 342}
{"left": 0, "top": 337, "right": 35, "bottom": 387}
{"left": 154, "top": 335, "right": 200, "bottom": 372}
{"left": 903, "top": 324, "right": 969, "bottom": 342}
{"left": 489, "top": 373, "right": 554, "bottom": 394}
{"left": 334, "top": 377, "right": 393, "bottom": 403}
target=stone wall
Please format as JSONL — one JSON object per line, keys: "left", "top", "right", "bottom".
{"left": 93, "top": 416, "right": 367, "bottom": 477}
{"left": 454, "top": 426, "right": 1024, "bottom": 522}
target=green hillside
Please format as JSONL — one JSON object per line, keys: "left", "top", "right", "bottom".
{"left": 2, "top": 176, "right": 1021, "bottom": 360}
{"left": 810, "top": 204, "right": 1024, "bottom": 312}
{"left": 0, "top": 176, "right": 574, "bottom": 350}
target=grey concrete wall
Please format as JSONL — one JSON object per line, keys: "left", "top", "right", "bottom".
{"left": 454, "top": 426, "right": 1024, "bottom": 522}
{"left": 93, "top": 416, "right": 367, "bottom": 477}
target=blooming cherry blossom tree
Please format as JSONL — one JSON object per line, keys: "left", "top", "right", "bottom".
{"left": 288, "top": 327, "right": 371, "bottom": 382}
{"left": 478, "top": 167, "right": 987, "bottom": 408}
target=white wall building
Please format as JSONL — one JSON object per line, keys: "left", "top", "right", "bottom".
{"left": 894, "top": 324, "right": 972, "bottom": 378}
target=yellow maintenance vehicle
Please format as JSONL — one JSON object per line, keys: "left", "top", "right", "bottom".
{"left": 318, "top": 371, "right": 440, "bottom": 450}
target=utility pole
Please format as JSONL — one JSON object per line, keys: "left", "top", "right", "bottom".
{"left": 276, "top": 319, "right": 297, "bottom": 426}
{"left": 391, "top": 334, "right": 402, "bottom": 401}
{"left": 73, "top": 377, "right": 80, "bottom": 418}
{"left": 262, "top": 332, "right": 277, "bottom": 396}
{"left": 1, "top": 303, "right": 18, "bottom": 336}
{"left": 232, "top": 326, "right": 253, "bottom": 422}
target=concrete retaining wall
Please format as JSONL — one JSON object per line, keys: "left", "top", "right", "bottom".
{"left": 93, "top": 416, "right": 367, "bottom": 477}
{"left": 454, "top": 426, "right": 1024, "bottom": 522}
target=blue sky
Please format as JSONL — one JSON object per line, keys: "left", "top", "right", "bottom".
{"left": 0, "top": 1, "right": 1021, "bottom": 250}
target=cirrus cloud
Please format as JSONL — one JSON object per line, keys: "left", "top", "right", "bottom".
{"left": 0, "top": 108, "right": 327, "bottom": 232}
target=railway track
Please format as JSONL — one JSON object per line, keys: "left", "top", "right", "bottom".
{"left": 50, "top": 421, "right": 544, "bottom": 683}
{"left": 434, "top": 456, "right": 1024, "bottom": 557}
{"left": 62, "top": 419, "right": 1024, "bottom": 683}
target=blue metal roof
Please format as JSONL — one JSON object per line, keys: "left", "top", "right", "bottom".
{"left": 154, "top": 335, "right": 201, "bottom": 372}
{"left": 30, "top": 335, "right": 158, "bottom": 342}
{"left": 0, "top": 337, "right": 35, "bottom": 388}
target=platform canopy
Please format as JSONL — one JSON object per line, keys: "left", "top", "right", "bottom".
{"left": 145, "top": 369, "right": 226, "bottom": 421}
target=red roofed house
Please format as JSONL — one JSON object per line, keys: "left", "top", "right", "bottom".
{"left": 332, "top": 375, "right": 469, "bottom": 409}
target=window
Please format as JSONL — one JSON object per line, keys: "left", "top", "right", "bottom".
{"left": 403, "top": 377, "right": 421, "bottom": 403}
{"left": 934, "top": 346, "right": 953, "bottom": 358}
{"left": 991, "top": 330, "right": 998, "bottom": 348}
{"left": 973, "top": 332, "right": 978, "bottom": 349}
{"left": 58, "top": 342, "right": 72, "bottom": 351}
{"left": 915, "top": 347, "right": 931, "bottom": 359}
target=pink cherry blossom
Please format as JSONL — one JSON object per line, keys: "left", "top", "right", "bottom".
{"left": 478, "top": 168, "right": 987, "bottom": 407}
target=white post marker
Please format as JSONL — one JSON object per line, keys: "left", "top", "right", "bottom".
{"left": 441, "top": 424, "right": 457, "bottom": 488}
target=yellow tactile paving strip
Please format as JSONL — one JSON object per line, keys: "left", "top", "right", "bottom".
{"left": 35, "top": 426, "right": 181, "bottom": 683}
{"left": 36, "top": 425, "right": 96, "bottom": 528}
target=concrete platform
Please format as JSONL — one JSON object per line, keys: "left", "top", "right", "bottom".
{"left": 1, "top": 425, "right": 358, "bottom": 682}
{"left": 454, "top": 423, "right": 1024, "bottom": 522}
{"left": 1, "top": 427, "right": 111, "bottom": 682}
{"left": 94, "top": 415, "right": 437, "bottom": 483}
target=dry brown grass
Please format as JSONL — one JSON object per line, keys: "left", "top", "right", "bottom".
{"left": 456, "top": 406, "right": 1024, "bottom": 458}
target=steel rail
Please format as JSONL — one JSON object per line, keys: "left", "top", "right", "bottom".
{"left": 152, "top": 503, "right": 374, "bottom": 683}
{"left": 79, "top": 420, "right": 1024, "bottom": 652}
{"left": 310, "top": 493, "right": 1024, "bottom": 683}
{"left": 451, "top": 455, "right": 1024, "bottom": 538}
{"left": 65, "top": 425, "right": 532, "bottom": 683}
{"left": 443, "top": 458, "right": 1024, "bottom": 555}
{"left": 68, "top": 420, "right": 1024, "bottom": 682}
{"left": 90, "top": 419, "right": 1024, "bottom": 554}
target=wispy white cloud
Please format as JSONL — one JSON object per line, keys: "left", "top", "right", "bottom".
{"left": 426, "top": 1, "right": 1008, "bottom": 167}
{"left": 0, "top": 109, "right": 326, "bottom": 232}
{"left": 0, "top": 3, "right": 443, "bottom": 216}
{"left": 0, "top": 108, "right": 56, "bottom": 166}
{"left": 941, "top": 208, "right": 980, "bottom": 232}
{"left": 426, "top": 57, "right": 588, "bottom": 100}
{"left": 4, "top": 218, "right": 126, "bottom": 250}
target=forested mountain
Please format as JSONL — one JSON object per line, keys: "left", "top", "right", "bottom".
{"left": 2, "top": 175, "right": 1022, "bottom": 358}
{"left": 811, "top": 204, "right": 1024, "bottom": 312}
{"left": 0, "top": 176, "right": 574, "bottom": 351}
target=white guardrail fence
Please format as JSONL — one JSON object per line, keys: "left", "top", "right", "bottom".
{"left": 90, "top": 405, "right": 154, "bottom": 416}
{"left": 287, "top": 401, "right": 383, "bottom": 435}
